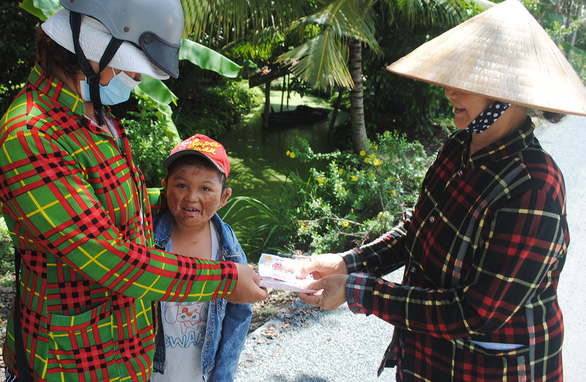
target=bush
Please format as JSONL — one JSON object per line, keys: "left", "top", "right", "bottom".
{"left": 282, "top": 131, "right": 432, "bottom": 253}
{"left": 0, "top": 1, "right": 38, "bottom": 113}
{"left": 362, "top": 26, "right": 454, "bottom": 138}
{"left": 223, "top": 131, "right": 433, "bottom": 258}
{"left": 221, "top": 196, "right": 297, "bottom": 262}
{"left": 123, "top": 97, "right": 177, "bottom": 187}
{"left": 168, "top": 65, "right": 264, "bottom": 140}
{"left": 0, "top": 217, "right": 15, "bottom": 287}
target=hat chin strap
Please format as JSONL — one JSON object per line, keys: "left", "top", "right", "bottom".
{"left": 69, "top": 12, "right": 123, "bottom": 126}
{"left": 466, "top": 101, "right": 511, "bottom": 134}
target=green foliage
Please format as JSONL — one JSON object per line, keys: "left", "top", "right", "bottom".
{"left": 524, "top": 0, "right": 586, "bottom": 82}
{"left": 179, "top": 39, "right": 242, "bottom": 78}
{"left": 278, "top": 0, "right": 381, "bottom": 90}
{"left": 221, "top": 131, "right": 432, "bottom": 259}
{"left": 281, "top": 131, "right": 431, "bottom": 253}
{"left": 566, "top": 46, "right": 586, "bottom": 83}
{"left": 171, "top": 71, "right": 264, "bottom": 139}
{"left": 221, "top": 196, "right": 296, "bottom": 262}
{"left": 0, "top": 217, "right": 15, "bottom": 288}
{"left": 123, "top": 98, "right": 177, "bottom": 188}
{"left": 362, "top": 26, "right": 454, "bottom": 137}
{"left": 0, "top": 1, "right": 38, "bottom": 113}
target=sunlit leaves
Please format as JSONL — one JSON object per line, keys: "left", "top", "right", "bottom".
{"left": 277, "top": 0, "right": 380, "bottom": 90}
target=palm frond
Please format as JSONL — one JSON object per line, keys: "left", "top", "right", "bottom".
{"left": 278, "top": 0, "right": 381, "bottom": 90}
{"left": 280, "top": 34, "right": 353, "bottom": 89}
{"left": 181, "top": 0, "right": 309, "bottom": 44}
{"left": 381, "top": 0, "right": 465, "bottom": 28}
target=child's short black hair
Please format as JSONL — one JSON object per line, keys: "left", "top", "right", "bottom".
{"left": 166, "top": 155, "right": 227, "bottom": 192}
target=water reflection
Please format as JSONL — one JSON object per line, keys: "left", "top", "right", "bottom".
{"left": 221, "top": 93, "right": 349, "bottom": 200}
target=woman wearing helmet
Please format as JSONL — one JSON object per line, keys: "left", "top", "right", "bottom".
{"left": 297, "top": 0, "right": 586, "bottom": 380}
{"left": 0, "top": 1, "right": 267, "bottom": 380}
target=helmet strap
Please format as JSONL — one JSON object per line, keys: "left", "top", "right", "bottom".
{"left": 69, "top": 12, "right": 123, "bottom": 126}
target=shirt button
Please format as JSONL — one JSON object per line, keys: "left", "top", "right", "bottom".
{"left": 457, "top": 170, "right": 464, "bottom": 177}
{"left": 409, "top": 266, "right": 417, "bottom": 275}
{"left": 429, "top": 216, "right": 436, "bottom": 223}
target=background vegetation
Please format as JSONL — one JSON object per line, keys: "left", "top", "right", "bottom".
{"left": 226, "top": 130, "right": 435, "bottom": 255}
{"left": 0, "top": 0, "right": 585, "bottom": 269}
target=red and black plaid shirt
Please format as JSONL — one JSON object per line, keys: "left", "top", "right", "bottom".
{"left": 345, "top": 119, "right": 567, "bottom": 381}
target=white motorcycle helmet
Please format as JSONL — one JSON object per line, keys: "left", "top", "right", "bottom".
{"left": 48, "top": 0, "right": 184, "bottom": 123}
{"left": 61, "top": 0, "right": 184, "bottom": 79}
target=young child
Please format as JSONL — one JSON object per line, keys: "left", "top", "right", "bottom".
{"left": 151, "top": 134, "right": 252, "bottom": 381}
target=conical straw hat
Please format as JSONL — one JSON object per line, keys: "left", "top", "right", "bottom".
{"left": 387, "top": 0, "right": 586, "bottom": 116}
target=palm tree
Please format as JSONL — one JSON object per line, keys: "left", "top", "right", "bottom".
{"left": 278, "top": 0, "right": 468, "bottom": 153}
{"left": 181, "top": 0, "right": 473, "bottom": 153}
{"left": 278, "top": 0, "right": 380, "bottom": 153}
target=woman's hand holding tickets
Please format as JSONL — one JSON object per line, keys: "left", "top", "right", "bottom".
{"left": 297, "top": 253, "right": 348, "bottom": 280}
{"left": 225, "top": 263, "right": 268, "bottom": 304}
{"left": 297, "top": 274, "right": 349, "bottom": 311}
{"left": 296, "top": 253, "right": 350, "bottom": 310}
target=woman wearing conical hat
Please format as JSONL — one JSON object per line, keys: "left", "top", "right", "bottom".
{"left": 297, "top": 0, "right": 585, "bottom": 380}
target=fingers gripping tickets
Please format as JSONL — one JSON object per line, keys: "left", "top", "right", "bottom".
{"left": 297, "top": 274, "right": 350, "bottom": 311}
{"left": 225, "top": 263, "right": 268, "bottom": 304}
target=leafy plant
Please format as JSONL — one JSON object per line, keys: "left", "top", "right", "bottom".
{"left": 0, "top": 217, "right": 15, "bottom": 288}
{"left": 230, "top": 131, "right": 433, "bottom": 256}
{"left": 0, "top": 1, "right": 38, "bottom": 113}
{"left": 123, "top": 97, "right": 178, "bottom": 188}
{"left": 220, "top": 196, "right": 297, "bottom": 262}
{"left": 279, "top": 131, "right": 432, "bottom": 253}
{"left": 171, "top": 73, "right": 264, "bottom": 140}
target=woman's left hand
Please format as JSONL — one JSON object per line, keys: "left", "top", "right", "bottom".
{"left": 297, "top": 274, "right": 349, "bottom": 311}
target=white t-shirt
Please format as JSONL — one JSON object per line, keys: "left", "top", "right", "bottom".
{"left": 151, "top": 222, "right": 219, "bottom": 382}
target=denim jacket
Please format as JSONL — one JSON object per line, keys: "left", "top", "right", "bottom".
{"left": 152, "top": 210, "right": 252, "bottom": 381}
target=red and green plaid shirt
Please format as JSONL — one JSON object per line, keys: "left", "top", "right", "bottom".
{"left": 345, "top": 119, "right": 567, "bottom": 381}
{"left": 0, "top": 64, "right": 238, "bottom": 381}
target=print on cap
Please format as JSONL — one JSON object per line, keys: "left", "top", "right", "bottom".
{"left": 164, "top": 134, "right": 231, "bottom": 180}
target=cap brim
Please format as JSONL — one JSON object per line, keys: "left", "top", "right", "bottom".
{"left": 163, "top": 151, "right": 226, "bottom": 174}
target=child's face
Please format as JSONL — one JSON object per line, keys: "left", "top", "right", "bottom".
{"left": 164, "top": 164, "right": 231, "bottom": 231}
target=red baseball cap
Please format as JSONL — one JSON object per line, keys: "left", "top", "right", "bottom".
{"left": 163, "top": 134, "right": 230, "bottom": 180}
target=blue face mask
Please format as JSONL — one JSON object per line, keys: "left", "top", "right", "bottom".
{"left": 80, "top": 68, "right": 142, "bottom": 105}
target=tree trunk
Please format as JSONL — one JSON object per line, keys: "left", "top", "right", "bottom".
{"left": 349, "top": 39, "right": 368, "bottom": 153}
{"left": 262, "top": 81, "right": 271, "bottom": 129}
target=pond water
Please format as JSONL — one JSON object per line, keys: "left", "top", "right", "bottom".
{"left": 218, "top": 92, "right": 348, "bottom": 257}
{"left": 221, "top": 91, "right": 348, "bottom": 201}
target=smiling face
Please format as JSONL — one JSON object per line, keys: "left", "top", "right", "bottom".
{"left": 444, "top": 87, "right": 494, "bottom": 130}
{"left": 164, "top": 161, "right": 231, "bottom": 232}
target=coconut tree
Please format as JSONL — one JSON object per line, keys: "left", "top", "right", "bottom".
{"left": 180, "top": 0, "right": 475, "bottom": 153}
{"left": 278, "top": 0, "right": 470, "bottom": 153}
{"left": 278, "top": 0, "right": 380, "bottom": 153}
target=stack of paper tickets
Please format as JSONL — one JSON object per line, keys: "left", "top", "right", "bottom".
{"left": 258, "top": 253, "right": 317, "bottom": 293}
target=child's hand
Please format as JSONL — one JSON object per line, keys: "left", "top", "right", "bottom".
{"left": 225, "top": 263, "right": 268, "bottom": 304}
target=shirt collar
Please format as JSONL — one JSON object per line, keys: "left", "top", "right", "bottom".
{"left": 459, "top": 117, "right": 535, "bottom": 168}
{"left": 28, "top": 63, "right": 86, "bottom": 116}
